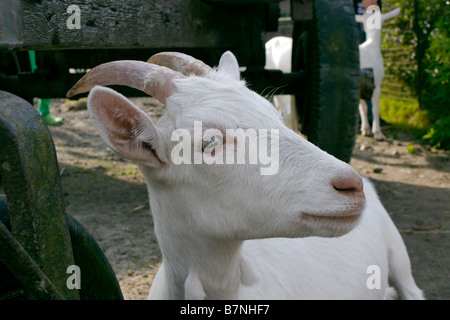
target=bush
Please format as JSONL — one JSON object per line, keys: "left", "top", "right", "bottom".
{"left": 381, "top": 0, "right": 450, "bottom": 149}
{"left": 420, "top": 6, "right": 450, "bottom": 149}
{"left": 380, "top": 96, "right": 429, "bottom": 134}
{"left": 422, "top": 116, "right": 450, "bottom": 150}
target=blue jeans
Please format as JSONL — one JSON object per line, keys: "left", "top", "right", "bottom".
{"left": 357, "top": 22, "right": 373, "bottom": 122}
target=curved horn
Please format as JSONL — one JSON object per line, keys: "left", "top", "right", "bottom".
{"left": 66, "top": 60, "right": 185, "bottom": 104}
{"left": 147, "top": 52, "right": 212, "bottom": 76}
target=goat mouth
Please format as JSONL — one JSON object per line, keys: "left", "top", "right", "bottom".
{"left": 300, "top": 212, "right": 361, "bottom": 224}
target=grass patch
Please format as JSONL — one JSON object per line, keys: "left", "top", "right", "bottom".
{"left": 65, "top": 97, "right": 87, "bottom": 111}
{"left": 380, "top": 95, "right": 450, "bottom": 149}
{"left": 380, "top": 96, "right": 431, "bottom": 136}
{"left": 106, "top": 167, "right": 141, "bottom": 178}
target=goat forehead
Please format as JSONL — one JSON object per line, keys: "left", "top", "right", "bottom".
{"left": 167, "top": 76, "right": 282, "bottom": 129}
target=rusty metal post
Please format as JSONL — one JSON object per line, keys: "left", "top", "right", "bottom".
{"left": 0, "top": 90, "right": 79, "bottom": 299}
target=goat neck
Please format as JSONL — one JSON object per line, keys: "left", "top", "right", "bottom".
{"left": 143, "top": 174, "right": 256, "bottom": 299}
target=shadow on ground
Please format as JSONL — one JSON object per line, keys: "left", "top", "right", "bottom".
{"left": 369, "top": 178, "right": 449, "bottom": 300}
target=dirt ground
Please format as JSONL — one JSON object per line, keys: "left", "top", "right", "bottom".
{"left": 44, "top": 97, "right": 449, "bottom": 300}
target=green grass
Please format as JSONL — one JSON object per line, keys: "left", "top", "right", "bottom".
{"left": 105, "top": 167, "right": 141, "bottom": 178}
{"left": 380, "top": 95, "right": 430, "bottom": 135}
{"left": 380, "top": 95, "right": 450, "bottom": 149}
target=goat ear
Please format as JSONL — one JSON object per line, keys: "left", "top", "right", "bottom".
{"left": 218, "top": 51, "right": 241, "bottom": 81}
{"left": 87, "top": 86, "right": 168, "bottom": 167}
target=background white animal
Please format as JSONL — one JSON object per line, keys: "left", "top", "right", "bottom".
{"left": 357, "top": 7, "right": 401, "bottom": 140}
{"left": 265, "top": 36, "right": 293, "bottom": 128}
{"left": 67, "top": 51, "right": 423, "bottom": 300}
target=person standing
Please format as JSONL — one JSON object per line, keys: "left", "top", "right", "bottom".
{"left": 28, "top": 51, "right": 64, "bottom": 126}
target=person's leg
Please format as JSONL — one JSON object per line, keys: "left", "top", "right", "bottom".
{"left": 39, "top": 98, "right": 64, "bottom": 126}
{"left": 357, "top": 22, "right": 366, "bottom": 44}
{"left": 366, "top": 99, "right": 373, "bottom": 123}
{"left": 38, "top": 98, "right": 51, "bottom": 118}
{"left": 28, "top": 51, "right": 37, "bottom": 73}
{"left": 28, "top": 51, "right": 63, "bottom": 126}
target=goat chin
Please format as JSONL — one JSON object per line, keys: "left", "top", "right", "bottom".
{"left": 299, "top": 214, "right": 362, "bottom": 238}
{"left": 79, "top": 48, "right": 423, "bottom": 300}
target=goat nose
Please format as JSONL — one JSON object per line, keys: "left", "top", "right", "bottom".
{"left": 333, "top": 177, "right": 364, "bottom": 198}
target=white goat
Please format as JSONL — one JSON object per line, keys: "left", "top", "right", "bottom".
{"left": 265, "top": 36, "right": 293, "bottom": 127}
{"left": 67, "top": 51, "right": 424, "bottom": 300}
{"left": 357, "top": 6, "right": 401, "bottom": 140}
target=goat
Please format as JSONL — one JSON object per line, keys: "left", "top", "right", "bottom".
{"left": 357, "top": 6, "right": 401, "bottom": 140}
{"left": 265, "top": 36, "right": 293, "bottom": 128}
{"left": 67, "top": 51, "right": 424, "bottom": 299}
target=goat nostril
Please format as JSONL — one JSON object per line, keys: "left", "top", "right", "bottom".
{"left": 333, "top": 178, "right": 364, "bottom": 195}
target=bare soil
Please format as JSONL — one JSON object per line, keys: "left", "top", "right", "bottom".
{"left": 45, "top": 97, "right": 449, "bottom": 300}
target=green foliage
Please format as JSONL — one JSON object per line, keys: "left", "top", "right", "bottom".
{"left": 381, "top": 1, "right": 417, "bottom": 90}
{"left": 422, "top": 116, "right": 450, "bottom": 150}
{"left": 419, "top": 2, "right": 450, "bottom": 111}
{"left": 380, "top": 94, "right": 450, "bottom": 149}
{"left": 406, "top": 145, "right": 417, "bottom": 154}
{"left": 381, "top": 0, "right": 450, "bottom": 149}
{"left": 380, "top": 96, "right": 430, "bottom": 134}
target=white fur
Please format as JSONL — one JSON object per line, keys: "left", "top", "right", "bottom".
{"left": 86, "top": 51, "right": 423, "bottom": 300}
{"left": 357, "top": 7, "right": 401, "bottom": 140}
{"left": 265, "top": 36, "right": 293, "bottom": 127}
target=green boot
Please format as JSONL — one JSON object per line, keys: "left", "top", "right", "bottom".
{"left": 29, "top": 51, "right": 64, "bottom": 126}
{"left": 39, "top": 99, "right": 64, "bottom": 126}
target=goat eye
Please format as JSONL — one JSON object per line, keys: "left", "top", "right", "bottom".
{"left": 201, "top": 135, "right": 222, "bottom": 154}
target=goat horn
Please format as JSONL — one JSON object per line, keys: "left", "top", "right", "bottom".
{"left": 66, "top": 60, "right": 185, "bottom": 104}
{"left": 147, "top": 52, "right": 212, "bottom": 77}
